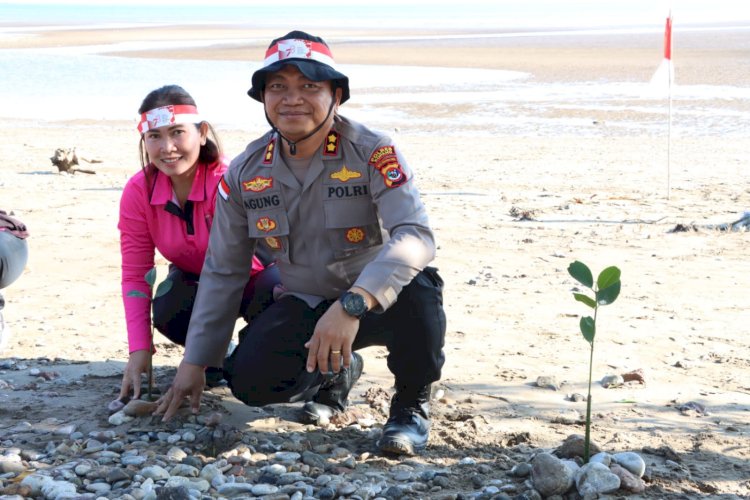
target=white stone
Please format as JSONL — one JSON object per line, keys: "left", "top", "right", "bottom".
{"left": 108, "top": 411, "right": 134, "bottom": 426}
{"left": 613, "top": 451, "right": 646, "bottom": 477}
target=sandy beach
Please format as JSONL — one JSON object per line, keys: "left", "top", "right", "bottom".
{"left": 1, "top": 24, "right": 749, "bottom": 498}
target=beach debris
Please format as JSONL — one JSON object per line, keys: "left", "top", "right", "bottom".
{"left": 601, "top": 374, "right": 624, "bottom": 388}
{"left": 702, "top": 211, "right": 750, "bottom": 231}
{"left": 535, "top": 375, "right": 560, "bottom": 390}
{"left": 622, "top": 368, "right": 646, "bottom": 384}
{"left": 49, "top": 147, "right": 98, "bottom": 174}
{"left": 669, "top": 211, "right": 750, "bottom": 233}
{"left": 676, "top": 400, "right": 709, "bottom": 417}
{"left": 668, "top": 223, "right": 699, "bottom": 233}
{"left": 509, "top": 205, "right": 538, "bottom": 221}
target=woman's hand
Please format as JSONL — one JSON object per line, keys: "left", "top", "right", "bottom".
{"left": 118, "top": 349, "right": 150, "bottom": 401}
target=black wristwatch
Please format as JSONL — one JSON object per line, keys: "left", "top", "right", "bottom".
{"left": 339, "top": 291, "right": 368, "bottom": 319}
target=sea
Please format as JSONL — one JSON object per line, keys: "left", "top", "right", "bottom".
{"left": 1, "top": 2, "right": 749, "bottom": 137}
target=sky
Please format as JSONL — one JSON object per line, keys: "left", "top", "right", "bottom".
{"left": 1, "top": 0, "right": 749, "bottom": 27}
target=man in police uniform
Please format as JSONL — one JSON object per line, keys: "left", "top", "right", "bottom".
{"left": 157, "top": 31, "right": 446, "bottom": 455}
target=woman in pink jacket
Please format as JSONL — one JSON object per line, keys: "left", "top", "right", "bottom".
{"left": 118, "top": 85, "right": 279, "bottom": 400}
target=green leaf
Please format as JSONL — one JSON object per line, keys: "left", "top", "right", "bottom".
{"left": 568, "top": 261, "right": 593, "bottom": 288}
{"left": 154, "top": 278, "right": 173, "bottom": 299}
{"left": 144, "top": 268, "right": 157, "bottom": 287}
{"left": 580, "top": 316, "right": 595, "bottom": 343}
{"left": 127, "top": 290, "right": 150, "bottom": 298}
{"left": 597, "top": 266, "right": 621, "bottom": 291}
{"left": 596, "top": 281, "right": 621, "bottom": 305}
{"left": 573, "top": 293, "right": 596, "bottom": 309}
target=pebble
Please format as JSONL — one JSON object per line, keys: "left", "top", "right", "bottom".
{"left": 612, "top": 451, "right": 646, "bottom": 477}
{"left": 600, "top": 374, "right": 624, "bottom": 388}
{"left": 575, "top": 462, "right": 621, "bottom": 496}
{"left": 531, "top": 452, "right": 574, "bottom": 497}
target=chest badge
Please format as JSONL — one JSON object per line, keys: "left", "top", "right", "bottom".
{"left": 330, "top": 165, "right": 362, "bottom": 182}
{"left": 243, "top": 176, "right": 274, "bottom": 192}
{"left": 346, "top": 227, "right": 365, "bottom": 243}
{"left": 256, "top": 216, "right": 277, "bottom": 232}
{"left": 265, "top": 236, "right": 282, "bottom": 250}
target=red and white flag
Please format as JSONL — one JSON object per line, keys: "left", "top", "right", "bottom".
{"left": 651, "top": 12, "right": 674, "bottom": 87}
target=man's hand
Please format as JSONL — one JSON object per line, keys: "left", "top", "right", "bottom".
{"left": 154, "top": 361, "right": 205, "bottom": 421}
{"left": 118, "top": 349, "right": 150, "bottom": 401}
{"left": 305, "top": 287, "right": 376, "bottom": 374}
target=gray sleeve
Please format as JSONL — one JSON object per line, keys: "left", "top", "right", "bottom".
{"left": 353, "top": 142, "right": 436, "bottom": 310}
{"left": 183, "top": 166, "right": 256, "bottom": 367}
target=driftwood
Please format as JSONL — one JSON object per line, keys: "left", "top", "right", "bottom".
{"left": 50, "top": 148, "right": 100, "bottom": 174}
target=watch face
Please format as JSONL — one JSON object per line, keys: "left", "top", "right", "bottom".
{"left": 343, "top": 292, "right": 367, "bottom": 317}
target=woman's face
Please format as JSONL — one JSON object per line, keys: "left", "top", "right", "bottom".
{"left": 143, "top": 122, "right": 207, "bottom": 179}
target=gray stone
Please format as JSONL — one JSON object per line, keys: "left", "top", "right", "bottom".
{"left": 531, "top": 453, "right": 574, "bottom": 497}
{"left": 575, "top": 462, "right": 621, "bottom": 496}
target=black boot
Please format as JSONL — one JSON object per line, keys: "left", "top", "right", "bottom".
{"left": 377, "top": 384, "right": 432, "bottom": 455}
{"left": 301, "top": 352, "right": 364, "bottom": 424}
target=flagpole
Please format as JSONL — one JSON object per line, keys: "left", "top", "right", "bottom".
{"left": 665, "top": 12, "right": 673, "bottom": 200}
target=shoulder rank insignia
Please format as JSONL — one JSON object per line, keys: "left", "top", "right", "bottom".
{"left": 262, "top": 138, "right": 276, "bottom": 164}
{"left": 330, "top": 165, "right": 362, "bottom": 182}
{"left": 243, "top": 176, "right": 274, "bottom": 192}
{"left": 323, "top": 131, "right": 339, "bottom": 156}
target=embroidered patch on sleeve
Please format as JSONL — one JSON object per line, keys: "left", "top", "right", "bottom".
{"left": 368, "top": 145, "right": 407, "bottom": 189}
{"left": 218, "top": 176, "right": 231, "bottom": 201}
{"left": 380, "top": 162, "right": 407, "bottom": 188}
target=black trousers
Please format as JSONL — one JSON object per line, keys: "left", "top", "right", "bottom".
{"left": 152, "top": 264, "right": 281, "bottom": 347}
{"left": 224, "top": 267, "right": 446, "bottom": 407}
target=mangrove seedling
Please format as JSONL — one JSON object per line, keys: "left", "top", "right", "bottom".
{"left": 127, "top": 267, "right": 172, "bottom": 400}
{"left": 567, "top": 260, "right": 621, "bottom": 463}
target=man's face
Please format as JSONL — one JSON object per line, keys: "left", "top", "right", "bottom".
{"left": 262, "top": 65, "right": 339, "bottom": 142}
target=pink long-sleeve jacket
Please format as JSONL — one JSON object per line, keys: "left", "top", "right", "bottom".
{"left": 118, "top": 161, "right": 264, "bottom": 353}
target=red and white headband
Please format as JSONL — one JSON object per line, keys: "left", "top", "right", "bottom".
{"left": 263, "top": 39, "right": 338, "bottom": 70}
{"left": 137, "top": 104, "right": 202, "bottom": 134}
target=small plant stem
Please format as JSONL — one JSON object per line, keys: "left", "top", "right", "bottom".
{"left": 585, "top": 342, "right": 593, "bottom": 463}
{"left": 147, "top": 337, "right": 154, "bottom": 401}
{"left": 584, "top": 306, "right": 599, "bottom": 463}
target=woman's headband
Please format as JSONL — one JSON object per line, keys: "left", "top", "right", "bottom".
{"left": 137, "top": 104, "right": 201, "bottom": 134}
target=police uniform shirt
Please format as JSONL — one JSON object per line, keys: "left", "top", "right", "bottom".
{"left": 184, "top": 115, "right": 436, "bottom": 367}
